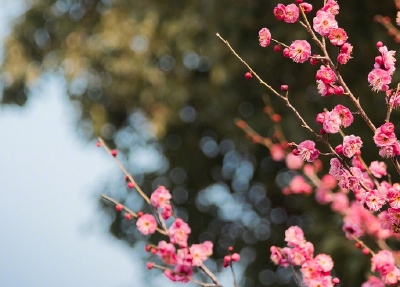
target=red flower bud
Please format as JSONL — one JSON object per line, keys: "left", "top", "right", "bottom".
{"left": 231, "top": 253, "right": 240, "bottom": 262}
{"left": 245, "top": 72, "right": 253, "bottom": 79}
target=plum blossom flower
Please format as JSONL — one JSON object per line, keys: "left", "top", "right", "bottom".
{"left": 300, "top": 3, "right": 312, "bottom": 13}
{"left": 329, "top": 158, "right": 341, "bottom": 178}
{"left": 323, "top": 110, "right": 341, "bottom": 133}
{"left": 297, "top": 140, "right": 320, "bottom": 162}
{"left": 316, "top": 65, "right": 336, "bottom": 84}
{"left": 379, "top": 143, "right": 400, "bottom": 158}
{"left": 361, "top": 276, "right": 385, "bottom": 287}
{"left": 382, "top": 267, "right": 400, "bottom": 285}
{"left": 333, "top": 104, "right": 353, "bottom": 128}
{"left": 375, "top": 46, "right": 396, "bottom": 75}
{"left": 189, "top": 244, "right": 207, "bottom": 266}
{"left": 136, "top": 214, "right": 157, "bottom": 235}
{"left": 288, "top": 40, "right": 311, "bottom": 63}
{"left": 316, "top": 79, "right": 333, "bottom": 96}
{"left": 343, "top": 222, "right": 363, "bottom": 239}
{"left": 329, "top": 28, "right": 348, "bottom": 46}
{"left": 169, "top": 218, "right": 191, "bottom": 247}
{"left": 284, "top": 4, "right": 299, "bottom": 23}
{"left": 285, "top": 152, "right": 304, "bottom": 170}
{"left": 365, "top": 189, "right": 385, "bottom": 211}
{"left": 368, "top": 69, "right": 392, "bottom": 92}
{"left": 388, "top": 208, "right": 400, "bottom": 225}
{"left": 258, "top": 28, "right": 271, "bottom": 47}
{"left": 157, "top": 241, "right": 177, "bottom": 265}
{"left": 270, "top": 143, "right": 285, "bottom": 161}
{"left": 285, "top": 225, "right": 304, "bottom": 247}
{"left": 314, "top": 254, "right": 333, "bottom": 272}
{"left": 151, "top": 186, "right": 172, "bottom": 208}
{"left": 374, "top": 124, "right": 397, "bottom": 147}
{"left": 369, "top": 161, "right": 387, "bottom": 178}
{"left": 273, "top": 4, "right": 286, "bottom": 20}
{"left": 164, "top": 265, "right": 193, "bottom": 283}
{"left": 371, "top": 250, "right": 395, "bottom": 274}
{"left": 313, "top": 10, "right": 338, "bottom": 36}
{"left": 388, "top": 189, "right": 400, "bottom": 209}
{"left": 342, "top": 135, "right": 362, "bottom": 158}
{"left": 322, "top": 0, "right": 339, "bottom": 15}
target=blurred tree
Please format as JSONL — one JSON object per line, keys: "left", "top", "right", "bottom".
{"left": 2, "top": 0, "right": 400, "bottom": 286}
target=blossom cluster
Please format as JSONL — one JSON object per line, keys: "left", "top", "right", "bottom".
{"left": 271, "top": 226, "right": 336, "bottom": 287}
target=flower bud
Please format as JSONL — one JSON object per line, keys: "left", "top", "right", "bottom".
{"left": 125, "top": 213, "right": 133, "bottom": 220}
{"left": 381, "top": 122, "right": 395, "bottom": 135}
{"left": 111, "top": 150, "right": 118, "bottom": 157}
{"left": 231, "top": 253, "right": 240, "bottom": 262}
{"left": 224, "top": 255, "right": 231, "bottom": 262}
{"left": 116, "top": 204, "right": 123, "bottom": 211}
{"left": 334, "top": 86, "right": 344, "bottom": 95}
{"left": 295, "top": 0, "right": 303, "bottom": 3}
{"left": 281, "top": 85, "right": 288, "bottom": 91}
{"left": 272, "top": 114, "right": 281, "bottom": 122}
{"left": 335, "top": 144, "right": 343, "bottom": 154}
{"left": 283, "top": 48, "right": 290, "bottom": 57}
{"left": 292, "top": 149, "right": 299, "bottom": 156}
{"left": 316, "top": 112, "right": 325, "bottom": 124}
{"left": 274, "top": 45, "right": 282, "bottom": 52}
{"left": 376, "top": 41, "right": 383, "bottom": 48}
{"left": 245, "top": 72, "right": 253, "bottom": 79}
{"left": 128, "top": 182, "right": 135, "bottom": 188}
{"left": 320, "top": 129, "right": 326, "bottom": 135}
{"left": 147, "top": 262, "right": 153, "bottom": 270}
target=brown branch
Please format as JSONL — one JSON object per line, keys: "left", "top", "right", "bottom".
{"left": 199, "top": 264, "right": 222, "bottom": 287}
{"left": 100, "top": 194, "right": 168, "bottom": 235}
{"left": 229, "top": 263, "right": 238, "bottom": 287}
{"left": 351, "top": 235, "right": 375, "bottom": 256}
{"left": 98, "top": 137, "right": 151, "bottom": 204}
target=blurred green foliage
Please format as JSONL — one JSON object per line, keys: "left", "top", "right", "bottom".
{"left": 3, "top": 0, "right": 400, "bottom": 286}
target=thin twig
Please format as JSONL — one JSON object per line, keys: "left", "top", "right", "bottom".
{"left": 351, "top": 235, "right": 375, "bottom": 256}
{"left": 199, "top": 264, "right": 222, "bottom": 287}
{"left": 100, "top": 194, "right": 168, "bottom": 235}
{"left": 290, "top": 265, "right": 302, "bottom": 287}
{"left": 229, "top": 263, "right": 238, "bottom": 287}
{"left": 98, "top": 137, "right": 151, "bottom": 204}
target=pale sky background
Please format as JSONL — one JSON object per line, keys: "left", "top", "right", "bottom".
{"left": 0, "top": 1, "right": 239, "bottom": 286}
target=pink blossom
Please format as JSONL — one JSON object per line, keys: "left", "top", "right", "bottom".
{"left": 315, "top": 187, "right": 333, "bottom": 204}
{"left": 388, "top": 208, "right": 400, "bottom": 225}
{"left": 369, "top": 161, "right": 387, "bottom": 178}
{"left": 316, "top": 79, "right": 333, "bottom": 97}
{"left": 322, "top": 0, "right": 339, "bottom": 15}
{"left": 371, "top": 250, "right": 395, "bottom": 274}
{"left": 386, "top": 90, "right": 400, "bottom": 108}
{"left": 348, "top": 167, "right": 363, "bottom": 191}
{"left": 176, "top": 248, "right": 193, "bottom": 266}
{"left": 361, "top": 276, "right": 385, "bottom": 287}
{"left": 300, "top": 259, "right": 320, "bottom": 279}
{"left": 136, "top": 214, "right": 157, "bottom": 235}
{"left": 316, "top": 112, "right": 325, "bottom": 124}
{"left": 331, "top": 192, "right": 349, "bottom": 214}
{"left": 201, "top": 241, "right": 213, "bottom": 257}
{"left": 337, "top": 52, "right": 351, "bottom": 64}
{"left": 259, "top": 28, "right": 271, "bottom": 47}
{"left": 368, "top": 68, "right": 392, "bottom": 92}
{"left": 157, "top": 241, "right": 177, "bottom": 265}
{"left": 389, "top": 189, "right": 400, "bottom": 209}
{"left": 323, "top": 111, "right": 341, "bottom": 133}
{"left": 329, "top": 158, "right": 341, "bottom": 178}
{"left": 273, "top": 4, "right": 286, "bottom": 20}
{"left": 342, "top": 135, "right": 362, "bottom": 158}
{"left": 169, "top": 218, "right": 191, "bottom": 247}
{"left": 288, "top": 175, "right": 312, "bottom": 195}
{"left": 313, "top": 11, "right": 338, "bottom": 36}
{"left": 270, "top": 143, "right": 285, "bottom": 161}
{"left": 288, "top": 40, "right": 311, "bottom": 63}
{"left": 343, "top": 222, "right": 363, "bottom": 239}
{"left": 352, "top": 155, "right": 365, "bottom": 170}
{"left": 378, "top": 211, "right": 392, "bottom": 230}
{"left": 382, "top": 267, "right": 400, "bottom": 285}
{"left": 270, "top": 246, "right": 285, "bottom": 266}
{"left": 316, "top": 65, "right": 336, "bottom": 84}
{"left": 375, "top": 46, "right": 396, "bottom": 75}
{"left": 365, "top": 189, "right": 385, "bottom": 211}
{"left": 379, "top": 142, "right": 400, "bottom": 158}
{"left": 189, "top": 244, "right": 207, "bottom": 266}
{"left": 297, "top": 140, "right": 320, "bottom": 162}
{"left": 300, "top": 3, "right": 313, "bottom": 13}
{"left": 288, "top": 247, "right": 307, "bottom": 266}
{"left": 329, "top": 28, "right": 348, "bottom": 46}
{"left": 284, "top": 4, "right": 299, "bottom": 23}
{"left": 285, "top": 226, "right": 304, "bottom": 247}
{"left": 151, "top": 186, "right": 172, "bottom": 208}
{"left": 164, "top": 265, "right": 193, "bottom": 283}
{"left": 333, "top": 104, "right": 353, "bottom": 128}
{"left": 285, "top": 152, "right": 304, "bottom": 170}
{"left": 321, "top": 174, "right": 337, "bottom": 189}
{"left": 315, "top": 254, "right": 334, "bottom": 272}
{"left": 374, "top": 125, "right": 397, "bottom": 147}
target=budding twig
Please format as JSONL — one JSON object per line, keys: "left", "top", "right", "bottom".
{"left": 229, "top": 264, "right": 238, "bottom": 287}
{"left": 351, "top": 235, "right": 376, "bottom": 256}
{"left": 100, "top": 194, "right": 168, "bottom": 235}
